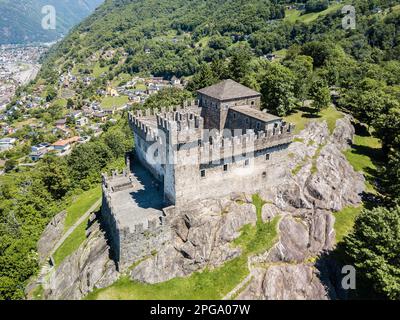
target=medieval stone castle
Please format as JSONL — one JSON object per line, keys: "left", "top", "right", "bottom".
{"left": 101, "top": 79, "right": 295, "bottom": 269}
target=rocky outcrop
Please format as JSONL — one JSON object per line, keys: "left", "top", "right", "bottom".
{"left": 43, "top": 215, "right": 118, "bottom": 300}
{"left": 237, "top": 264, "right": 328, "bottom": 300}
{"left": 235, "top": 117, "right": 364, "bottom": 300}
{"left": 131, "top": 200, "right": 257, "bottom": 284}
{"left": 37, "top": 210, "right": 67, "bottom": 264}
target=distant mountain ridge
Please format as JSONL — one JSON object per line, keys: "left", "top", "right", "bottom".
{"left": 0, "top": 0, "right": 104, "bottom": 44}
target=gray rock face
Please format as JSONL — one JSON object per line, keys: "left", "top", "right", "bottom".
{"left": 43, "top": 217, "right": 118, "bottom": 300}
{"left": 237, "top": 117, "right": 363, "bottom": 300}
{"left": 237, "top": 264, "right": 328, "bottom": 300}
{"left": 268, "top": 119, "right": 364, "bottom": 213}
{"left": 266, "top": 210, "right": 335, "bottom": 263}
{"left": 37, "top": 210, "right": 67, "bottom": 264}
{"left": 131, "top": 200, "right": 257, "bottom": 284}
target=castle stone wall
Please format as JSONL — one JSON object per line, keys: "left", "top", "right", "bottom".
{"left": 173, "top": 142, "right": 290, "bottom": 206}
{"left": 101, "top": 172, "right": 172, "bottom": 270}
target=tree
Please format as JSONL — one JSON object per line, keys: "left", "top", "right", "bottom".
{"left": 373, "top": 106, "right": 400, "bottom": 156}
{"left": 227, "top": 44, "right": 252, "bottom": 83}
{"left": 260, "top": 63, "right": 296, "bottom": 116}
{"left": 45, "top": 86, "right": 57, "bottom": 102}
{"left": 66, "top": 98, "right": 74, "bottom": 109}
{"left": 40, "top": 157, "right": 71, "bottom": 200}
{"left": 308, "top": 78, "right": 331, "bottom": 115}
{"left": 344, "top": 206, "right": 400, "bottom": 300}
{"left": 186, "top": 63, "right": 218, "bottom": 91}
{"left": 301, "top": 41, "right": 333, "bottom": 68}
{"left": 4, "top": 159, "right": 17, "bottom": 173}
{"left": 385, "top": 150, "right": 400, "bottom": 204}
{"left": 284, "top": 55, "right": 314, "bottom": 105}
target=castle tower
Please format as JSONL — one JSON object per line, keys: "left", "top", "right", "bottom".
{"left": 197, "top": 79, "right": 262, "bottom": 130}
{"left": 156, "top": 111, "right": 204, "bottom": 205}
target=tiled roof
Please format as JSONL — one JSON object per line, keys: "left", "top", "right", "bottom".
{"left": 197, "top": 79, "right": 261, "bottom": 100}
{"left": 229, "top": 105, "right": 281, "bottom": 123}
{"left": 52, "top": 136, "right": 80, "bottom": 147}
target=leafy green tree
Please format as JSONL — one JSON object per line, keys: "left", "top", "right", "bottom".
{"left": 385, "top": 150, "right": 400, "bottom": 204}
{"left": 284, "top": 55, "right": 314, "bottom": 105}
{"left": 40, "top": 157, "right": 71, "bottom": 200}
{"left": 143, "top": 87, "right": 193, "bottom": 109}
{"left": 308, "top": 78, "right": 331, "bottom": 115}
{"left": 66, "top": 98, "right": 74, "bottom": 109}
{"left": 4, "top": 159, "right": 17, "bottom": 173}
{"left": 104, "top": 130, "right": 128, "bottom": 159}
{"left": 344, "top": 206, "right": 400, "bottom": 300}
{"left": 300, "top": 41, "right": 333, "bottom": 68}
{"left": 45, "top": 86, "right": 57, "bottom": 102}
{"left": 260, "top": 63, "right": 296, "bottom": 116}
{"left": 373, "top": 106, "right": 400, "bottom": 156}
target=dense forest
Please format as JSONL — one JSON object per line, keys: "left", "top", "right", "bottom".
{"left": 1, "top": 0, "right": 400, "bottom": 299}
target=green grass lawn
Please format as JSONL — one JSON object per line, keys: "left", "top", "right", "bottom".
{"left": 64, "top": 186, "right": 101, "bottom": 231}
{"left": 134, "top": 83, "right": 147, "bottom": 91}
{"left": 343, "top": 134, "right": 382, "bottom": 194}
{"left": 334, "top": 126, "right": 383, "bottom": 243}
{"left": 101, "top": 96, "right": 129, "bottom": 109}
{"left": 284, "top": 4, "right": 343, "bottom": 24}
{"left": 53, "top": 219, "right": 88, "bottom": 266}
{"left": 284, "top": 105, "right": 344, "bottom": 135}
{"left": 52, "top": 98, "right": 67, "bottom": 108}
{"left": 334, "top": 206, "right": 363, "bottom": 243}
{"left": 85, "top": 195, "right": 279, "bottom": 300}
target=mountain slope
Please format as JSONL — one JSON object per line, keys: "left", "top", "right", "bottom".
{"left": 0, "top": 0, "right": 104, "bottom": 44}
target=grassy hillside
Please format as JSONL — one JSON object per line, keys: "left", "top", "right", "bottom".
{"left": 284, "top": 3, "right": 344, "bottom": 24}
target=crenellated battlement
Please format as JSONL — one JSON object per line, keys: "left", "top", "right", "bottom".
{"left": 156, "top": 111, "right": 204, "bottom": 132}
{"left": 196, "top": 123, "right": 293, "bottom": 163}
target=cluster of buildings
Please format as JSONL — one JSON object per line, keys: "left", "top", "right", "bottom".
{"left": 0, "top": 45, "right": 48, "bottom": 64}
{"left": 112, "top": 76, "right": 184, "bottom": 105}
{"left": 0, "top": 45, "right": 47, "bottom": 110}
{"left": 29, "top": 136, "right": 90, "bottom": 161}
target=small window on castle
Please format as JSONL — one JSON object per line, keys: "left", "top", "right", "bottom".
{"left": 233, "top": 112, "right": 237, "bottom": 119}
{"left": 251, "top": 101, "right": 255, "bottom": 106}
{"left": 200, "top": 170, "right": 206, "bottom": 178}
{"left": 244, "top": 159, "right": 249, "bottom": 167}
{"left": 256, "top": 122, "right": 261, "bottom": 130}
{"left": 223, "top": 164, "right": 228, "bottom": 172}
{"left": 266, "top": 154, "right": 270, "bottom": 161}
{"left": 154, "top": 149, "right": 159, "bottom": 158}
{"left": 245, "top": 118, "right": 249, "bottom": 125}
